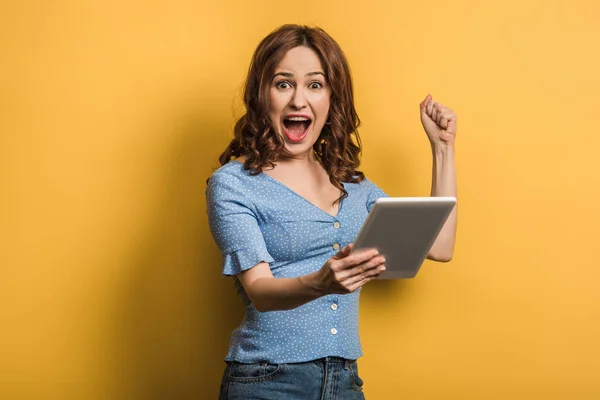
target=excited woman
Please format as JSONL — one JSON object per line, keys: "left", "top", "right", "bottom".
{"left": 206, "top": 24, "right": 458, "bottom": 400}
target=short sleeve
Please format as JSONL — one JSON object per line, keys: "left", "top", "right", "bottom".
{"left": 364, "top": 178, "right": 389, "bottom": 212}
{"left": 206, "top": 171, "right": 274, "bottom": 276}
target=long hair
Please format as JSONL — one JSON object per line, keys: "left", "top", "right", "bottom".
{"left": 218, "top": 24, "right": 365, "bottom": 203}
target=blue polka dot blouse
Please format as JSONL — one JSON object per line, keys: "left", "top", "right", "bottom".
{"left": 206, "top": 160, "right": 388, "bottom": 363}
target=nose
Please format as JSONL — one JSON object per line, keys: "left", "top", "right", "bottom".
{"left": 289, "top": 87, "right": 307, "bottom": 110}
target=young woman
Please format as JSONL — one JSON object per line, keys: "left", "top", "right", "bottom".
{"left": 207, "top": 24, "right": 458, "bottom": 400}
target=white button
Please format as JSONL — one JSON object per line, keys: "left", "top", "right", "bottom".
{"left": 333, "top": 221, "right": 341, "bottom": 229}
{"left": 333, "top": 243, "right": 340, "bottom": 251}
{"left": 330, "top": 303, "right": 338, "bottom": 311}
{"left": 331, "top": 328, "right": 338, "bottom": 335}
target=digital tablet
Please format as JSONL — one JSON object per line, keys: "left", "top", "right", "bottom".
{"left": 352, "top": 197, "right": 456, "bottom": 279}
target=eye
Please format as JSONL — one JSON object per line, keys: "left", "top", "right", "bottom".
{"left": 309, "top": 81, "right": 323, "bottom": 89}
{"left": 276, "top": 81, "right": 292, "bottom": 89}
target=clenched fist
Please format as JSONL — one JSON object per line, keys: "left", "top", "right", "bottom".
{"left": 420, "top": 94, "right": 457, "bottom": 146}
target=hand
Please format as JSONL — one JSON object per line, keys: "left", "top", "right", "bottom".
{"left": 315, "top": 244, "right": 386, "bottom": 294}
{"left": 419, "top": 94, "right": 457, "bottom": 146}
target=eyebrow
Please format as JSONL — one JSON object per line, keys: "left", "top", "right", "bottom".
{"left": 273, "top": 71, "right": 326, "bottom": 79}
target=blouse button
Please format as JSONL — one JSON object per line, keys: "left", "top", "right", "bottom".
{"left": 331, "top": 328, "right": 338, "bottom": 335}
{"left": 333, "top": 221, "right": 341, "bottom": 229}
{"left": 332, "top": 243, "right": 340, "bottom": 251}
{"left": 331, "top": 303, "right": 338, "bottom": 311}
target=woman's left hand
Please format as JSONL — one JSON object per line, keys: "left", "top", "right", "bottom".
{"left": 420, "top": 94, "right": 457, "bottom": 146}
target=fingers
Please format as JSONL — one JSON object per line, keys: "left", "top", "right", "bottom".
{"left": 447, "top": 116, "right": 457, "bottom": 133}
{"left": 333, "top": 254, "right": 386, "bottom": 287}
{"left": 331, "top": 259, "right": 371, "bottom": 281}
{"left": 345, "top": 276, "right": 376, "bottom": 294}
{"left": 438, "top": 109, "right": 456, "bottom": 131}
{"left": 420, "top": 94, "right": 432, "bottom": 112}
{"left": 427, "top": 99, "right": 435, "bottom": 115}
{"left": 439, "top": 114, "right": 449, "bottom": 129}
{"left": 422, "top": 95, "right": 437, "bottom": 120}
{"left": 344, "top": 257, "right": 386, "bottom": 287}
{"left": 338, "top": 247, "right": 379, "bottom": 268}
{"left": 332, "top": 244, "right": 353, "bottom": 260}
{"left": 326, "top": 246, "right": 387, "bottom": 293}
{"left": 344, "top": 260, "right": 386, "bottom": 293}
{"left": 423, "top": 96, "right": 457, "bottom": 130}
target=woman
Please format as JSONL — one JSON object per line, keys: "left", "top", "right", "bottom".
{"left": 207, "top": 24, "right": 457, "bottom": 400}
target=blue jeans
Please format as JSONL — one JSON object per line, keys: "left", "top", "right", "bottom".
{"left": 219, "top": 356, "right": 366, "bottom": 400}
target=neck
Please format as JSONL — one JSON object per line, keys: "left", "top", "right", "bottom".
{"left": 277, "top": 149, "right": 318, "bottom": 166}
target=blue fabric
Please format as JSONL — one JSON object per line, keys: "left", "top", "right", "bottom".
{"left": 206, "top": 160, "right": 388, "bottom": 363}
{"left": 219, "top": 357, "right": 366, "bottom": 400}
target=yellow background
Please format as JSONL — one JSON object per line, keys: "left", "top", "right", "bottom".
{"left": 2, "top": 1, "right": 599, "bottom": 399}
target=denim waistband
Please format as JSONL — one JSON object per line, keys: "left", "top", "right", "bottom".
{"left": 227, "top": 356, "right": 356, "bottom": 366}
{"left": 318, "top": 356, "right": 349, "bottom": 362}
{"left": 312, "top": 356, "right": 356, "bottom": 369}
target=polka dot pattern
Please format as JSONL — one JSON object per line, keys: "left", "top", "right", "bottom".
{"left": 206, "top": 160, "right": 388, "bottom": 363}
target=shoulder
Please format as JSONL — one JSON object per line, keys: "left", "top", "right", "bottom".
{"left": 344, "top": 176, "right": 387, "bottom": 204}
{"left": 206, "top": 160, "right": 263, "bottom": 200}
{"left": 208, "top": 160, "right": 250, "bottom": 185}
{"left": 344, "top": 175, "right": 378, "bottom": 190}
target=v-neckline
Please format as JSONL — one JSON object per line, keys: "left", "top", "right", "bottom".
{"left": 233, "top": 159, "right": 342, "bottom": 219}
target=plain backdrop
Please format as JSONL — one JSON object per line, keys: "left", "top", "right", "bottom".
{"left": 1, "top": 1, "right": 599, "bottom": 399}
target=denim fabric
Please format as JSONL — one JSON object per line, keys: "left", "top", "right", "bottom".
{"left": 219, "top": 357, "right": 366, "bottom": 400}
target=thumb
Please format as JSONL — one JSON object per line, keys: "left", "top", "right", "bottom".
{"left": 447, "top": 117, "right": 457, "bottom": 134}
{"left": 420, "top": 94, "right": 432, "bottom": 115}
{"left": 333, "top": 243, "right": 353, "bottom": 259}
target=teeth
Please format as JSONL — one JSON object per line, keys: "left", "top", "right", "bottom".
{"left": 286, "top": 117, "right": 310, "bottom": 121}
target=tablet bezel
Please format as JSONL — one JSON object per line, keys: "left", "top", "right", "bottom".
{"left": 352, "top": 197, "right": 456, "bottom": 279}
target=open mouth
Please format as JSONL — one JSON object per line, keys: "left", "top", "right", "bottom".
{"left": 283, "top": 116, "right": 312, "bottom": 142}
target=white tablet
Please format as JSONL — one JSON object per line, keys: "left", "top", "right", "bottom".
{"left": 352, "top": 197, "right": 456, "bottom": 279}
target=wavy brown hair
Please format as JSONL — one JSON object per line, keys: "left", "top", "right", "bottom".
{"left": 218, "top": 24, "right": 365, "bottom": 203}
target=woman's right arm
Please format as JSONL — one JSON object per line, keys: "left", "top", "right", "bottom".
{"left": 237, "top": 244, "right": 386, "bottom": 312}
{"left": 207, "top": 172, "right": 385, "bottom": 312}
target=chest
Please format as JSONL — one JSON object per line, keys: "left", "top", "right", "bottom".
{"left": 262, "top": 168, "right": 341, "bottom": 217}
{"left": 249, "top": 178, "right": 370, "bottom": 274}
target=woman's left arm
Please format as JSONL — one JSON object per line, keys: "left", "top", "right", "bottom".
{"left": 420, "top": 94, "right": 458, "bottom": 262}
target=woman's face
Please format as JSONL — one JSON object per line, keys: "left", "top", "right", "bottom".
{"left": 268, "top": 46, "right": 331, "bottom": 159}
